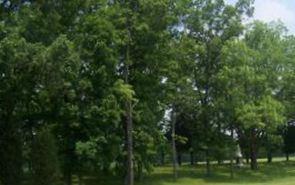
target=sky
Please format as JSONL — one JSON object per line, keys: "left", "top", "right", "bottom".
{"left": 227, "top": 0, "right": 295, "bottom": 34}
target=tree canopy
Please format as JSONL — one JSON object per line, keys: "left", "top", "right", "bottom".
{"left": 0, "top": 0, "right": 294, "bottom": 185}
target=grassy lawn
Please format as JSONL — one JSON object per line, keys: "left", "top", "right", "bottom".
{"left": 76, "top": 158, "right": 295, "bottom": 185}
{"left": 138, "top": 162, "right": 295, "bottom": 185}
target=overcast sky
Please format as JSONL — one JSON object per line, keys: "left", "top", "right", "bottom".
{"left": 227, "top": 0, "right": 295, "bottom": 34}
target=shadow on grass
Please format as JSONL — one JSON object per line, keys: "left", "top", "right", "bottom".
{"left": 138, "top": 161, "right": 295, "bottom": 185}
{"left": 74, "top": 161, "right": 295, "bottom": 185}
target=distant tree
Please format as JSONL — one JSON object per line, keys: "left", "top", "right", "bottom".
{"left": 283, "top": 121, "right": 295, "bottom": 161}
{"left": 265, "top": 134, "right": 283, "bottom": 163}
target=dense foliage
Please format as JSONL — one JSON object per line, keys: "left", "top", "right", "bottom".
{"left": 0, "top": 0, "right": 294, "bottom": 185}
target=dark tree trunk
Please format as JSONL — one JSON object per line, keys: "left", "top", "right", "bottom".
{"left": 124, "top": 61, "right": 134, "bottom": 185}
{"left": 190, "top": 151, "right": 194, "bottom": 165}
{"left": 204, "top": 114, "right": 210, "bottom": 176}
{"left": 242, "top": 143, "right": 250, "bottom": 165}
{"left": 250, "top": 130, "right": 258, "bottom": 170}
{"left": 64, "top": 131, "right": 75, "bottom": 185}
{"left": 266, "top": 135, "right": 272, "bottom": 163}
{"left": 0, "top": 132, "right": 23, "bottom": 185}
{"left": 78, "top": 174, "right": 83, "bottom": 185}
{"left": 267, "top": 151, "right": 272, "bottom": 163}
{"left": 286, "top": 153, "right": 289, "bottom": 161}
{"left": 205, "top": 149, "right": 211, "bottom": 176}
{"left": 230, "top": 126, "right": 234, "bottom": 179}
{"left": 28, "top": 126, "right": 34, "bottom": 174}
{"left": 250, "top": 150, "right": 258, "bottom": 170}
{"left": 177, "top": 154, "right": 182, "bottom": 166}
{"left": 246, "top": 156, "right": 249, "bottom": 164}
{"left": 171, "top": 107, "right": 178, "bottom": 180}
{"left": 161, "top": 151, "right": 165, "bottom": 166}
{"left": 0, "top": 114, "right": 23, "bottom": 185}
{"left": 125, "top": 100, "right": 133, "bottom": 185}
{"left": 124, "top": 15, "right": 134, "bottom": 185}
{"left": 137, "top": 161, "right": 143, "bottom": 181}
{"left": 65, "top": 170, "right": 72, "bottom": 185}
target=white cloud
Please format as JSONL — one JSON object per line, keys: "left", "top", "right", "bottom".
{"left": 252, "top": 0, "right": 295, "bottom": 33}
{"left": 254, "top": 0, "right": 295, "bottom": 23}
{"left": 226, "top": 0, "right": 295, "bottom": 34}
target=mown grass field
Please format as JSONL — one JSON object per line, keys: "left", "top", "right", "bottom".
{"left": 75, "top": 157, "right": 295, "bottom": 185}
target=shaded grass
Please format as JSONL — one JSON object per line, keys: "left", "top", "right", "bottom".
{"left": 75, "top": 158, "right": 295, "bottom": 185}
{"left": 138, "top": 161, "right": 295, "bottom": 185}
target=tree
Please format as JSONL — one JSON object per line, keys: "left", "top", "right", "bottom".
{"left": 31, "top": 127, "right": 60, "bottom": 185}
{"left": 164, "top": 34, "right": 197, "bottom": 179}
{"left": 114, "top": 0, "right": 184, "bottom": 183}
{"left": 0, "top": 34, "right": 43, "bottom": 185}
{"left": 1, "top": 0, "right": 295, "bottom": 184}
{"left": 185, "top": 0, "right": 254, "bottom": 175}
{"left": 279, "top": 35, "right": 295, "bottom": 161}
{"left": 218, "top": 22, "right": 287, "bottom": 169}
{"left": 236, "top": 97, "right": 285, "bottom": 169}
{"left": 283, "top": 122, "right": 295, "bottom": 161}
{"left": 72, "top": 0, "right": 182, "bottom": 184}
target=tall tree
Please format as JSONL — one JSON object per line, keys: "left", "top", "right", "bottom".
{"left": 218, "top": 22, "right": 287, "bottom": 169}
{"left": 0, "top": 34, "right": 44, "bottom": 185}
{"left": 185, "top": 0, "right": 254, "bottom": 175}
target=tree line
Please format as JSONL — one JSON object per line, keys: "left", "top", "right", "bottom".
{"left": 0, "top": 0, "right": 294, "bottom": 185}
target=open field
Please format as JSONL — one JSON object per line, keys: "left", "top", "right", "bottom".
{"left": 76, "top": 158, "right": 295, "bottom": 185}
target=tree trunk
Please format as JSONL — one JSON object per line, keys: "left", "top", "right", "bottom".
{"left": 125, "top": 100, "right": 133, "bottom": 185}
{"left": 65, "top": 171, "right": 72, "bottom": 185}
{"left": 124, "top": 46, "right": 134, "bottom": 185}
{"left": 204, "top": 118, "right": 210, "bottom": 176}
{"left": 64, "top": 134, "right": 74, "bottom": 185}
{"left": 204, "top": 104, "right": 210, "bottom": 176}
{"left": 124, "top": 12, "right": 134, "bottom": 185}
{"left": 250, "top": 130, "right": 258, "bottom": 170}
{"left": 205, "top": 149, "right": 211, "bottom": 176}
{"left": 190, "top": 151, "right": 194, "bottom": 165}
{"left": 266, "top": 135, "right": 272, "bottom": 163}
{"left": 137, "top": 161, "right": 143, "bottom": 181}
{"left": 177, "top": 154, "right": 182, "bottom": 166}
{"left": 286, "top": 153, "right": 289, "bottom": 161}
{"left": 171, "top": 107, "right": 178, "bottom": 180}
{"left": 236, "top": 157, "right": 240, "bottom": 165}
{"left": 195, "top": 155, "right": 198, "bottom": 165}
{"left": 0, "top": 114, "right": 23, "bottom": 185}
{"left": 28, "top": 126, "right": 34, "bottom": 174}
{"left": 161, "top": 151, "right": 165, "bottom": 166}
{"left": 267, "top": 151, "right": 272, "bottom": 163}
{"left": 78, "top": 174, "right": 83, "bottom": 185}
{"left": 250, "top": 152, "right": 258, "bottom": 170}
{"left": 230, "top": 126, "right": 234, "bottom": 179}
{"left": 245, "top": 155, "right": 249, "bottom": 164}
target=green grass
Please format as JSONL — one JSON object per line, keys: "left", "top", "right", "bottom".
{"left": 138, "top": 162, "right": 295, "bottom": 185}
{"left": 75, "top": 158, "right": 295, "bottom": 185}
